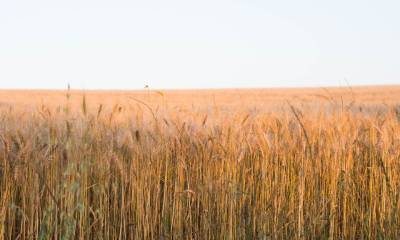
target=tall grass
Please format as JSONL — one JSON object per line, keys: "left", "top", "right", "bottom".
{"left": 0, "top": 96, "right": 399, "bottom": 239}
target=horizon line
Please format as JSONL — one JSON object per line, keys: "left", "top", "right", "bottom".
{"left": 0, "top": 83, "right": 399, "bottom": 92}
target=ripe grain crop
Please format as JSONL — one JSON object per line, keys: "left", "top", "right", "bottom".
{"left": 0, "top": 87, "right": 400, "bottom": 239}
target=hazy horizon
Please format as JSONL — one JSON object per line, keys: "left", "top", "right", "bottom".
{"left": 1, "top": 83, "right": 399, "bottom": 91}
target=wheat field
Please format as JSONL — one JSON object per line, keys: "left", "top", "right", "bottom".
{"left": 1, "top": 86, "right": 400, "bottom": 239}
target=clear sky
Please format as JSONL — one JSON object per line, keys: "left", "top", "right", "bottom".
{"left": 0, "top": 0, "right": 399, "bottom": 89}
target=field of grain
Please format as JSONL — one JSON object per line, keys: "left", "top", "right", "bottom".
{"left": 1, "top": 86, "right": 400, "bottom": 239}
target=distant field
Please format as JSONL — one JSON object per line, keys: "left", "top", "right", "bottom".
{"left": 1, "top": 86, "right": 400, "bottom": 239}
{"left": 1, "top": 86, "right": 400, "bottom": 111}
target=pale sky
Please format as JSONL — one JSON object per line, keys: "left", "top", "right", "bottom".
{"left": 0, "top": 0, "right": 399, "bottom": 89}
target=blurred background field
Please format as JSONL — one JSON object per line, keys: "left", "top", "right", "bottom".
{"left": 1, "top": 85, "right": 399, "bottom": 115}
